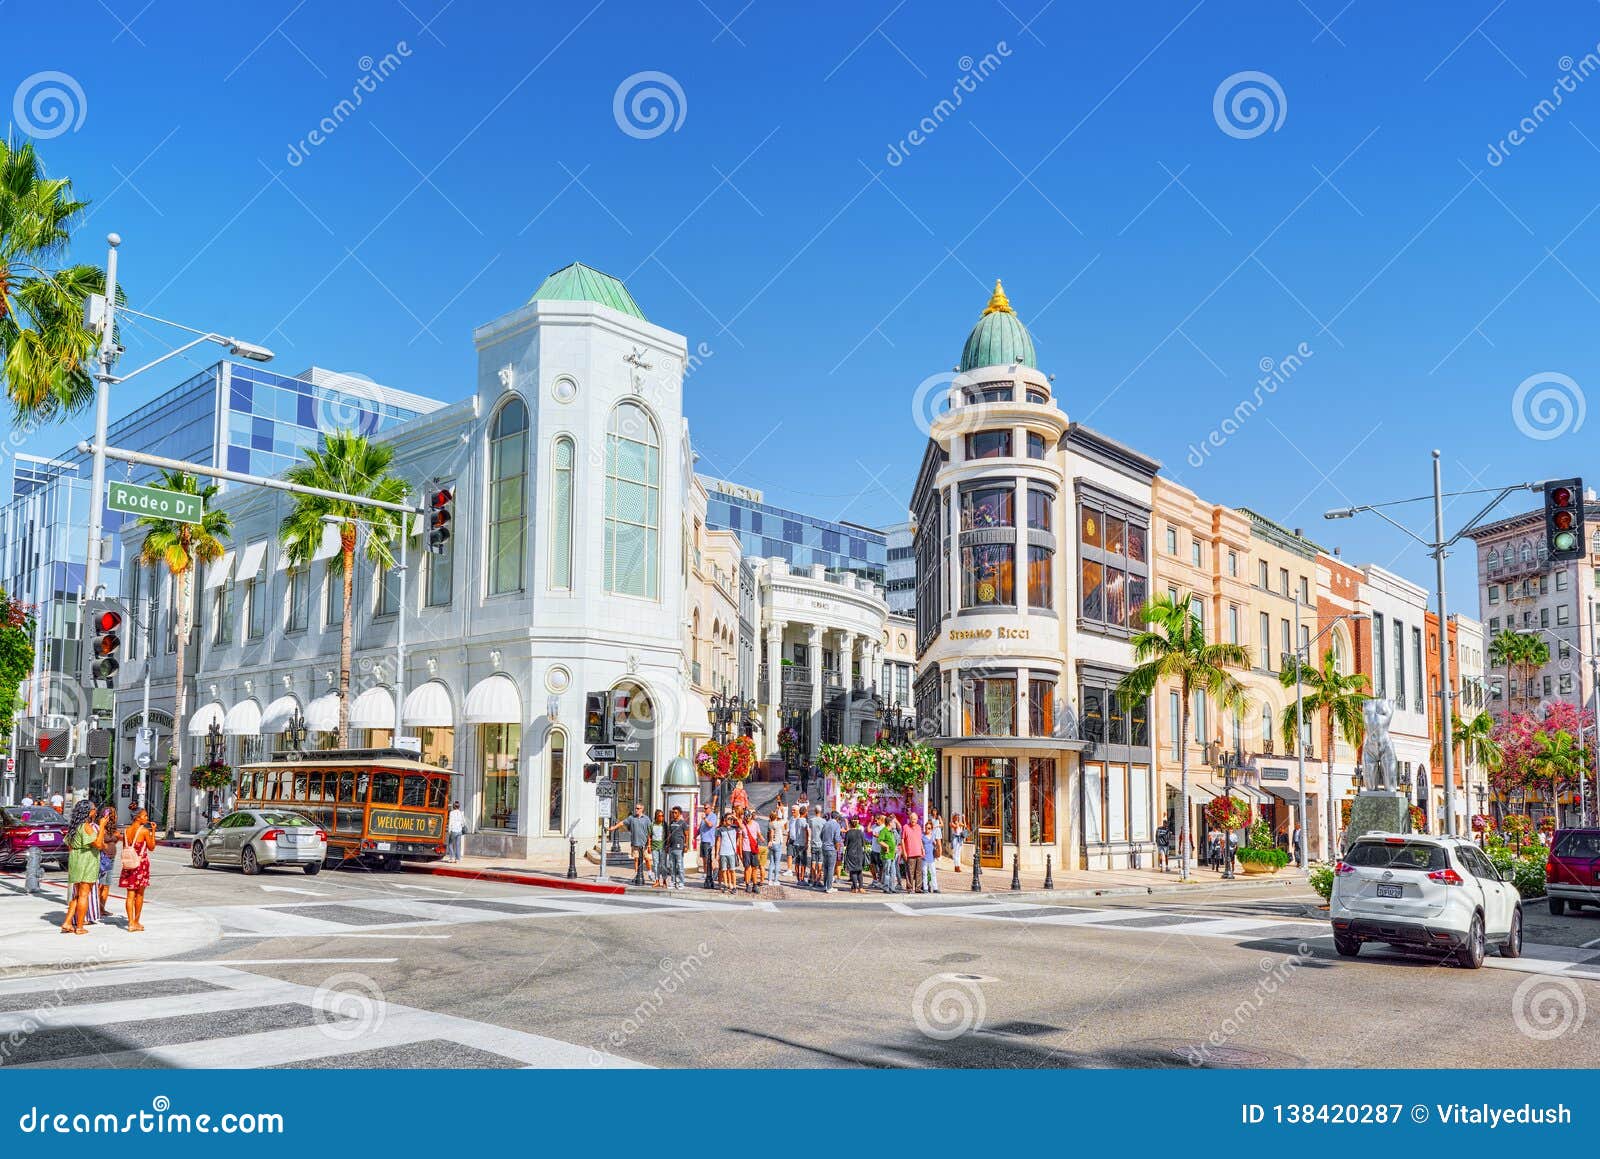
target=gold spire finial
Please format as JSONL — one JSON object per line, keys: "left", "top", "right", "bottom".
{"left": 982, "top": 279, "right": 1013, "bottom": 316}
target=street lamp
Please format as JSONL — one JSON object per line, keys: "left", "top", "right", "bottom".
{"left": 707, "top": 689, "right": 760, "bottom": 811}
{"left": 204, "top": 718, "right": 225, "bottom": 822}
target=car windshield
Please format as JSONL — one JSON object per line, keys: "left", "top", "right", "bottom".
{"left": 260, "top": 812, "right": 316, "bottom": 827}
{"left": 4, "top": 806, "right": 64, "bottom": 825}
{"left": 1344, "top": 840, "right": 1447, "bottom": 871}
{"left": 1553, "top": 831, "right": 1600, "bottom": 859}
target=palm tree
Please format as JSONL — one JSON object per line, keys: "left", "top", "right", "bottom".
{"left": 1435, "top": 709, "right": 1503, "bottom": 820}
{"left": 1529, "top": 728, "right": 1583, "bottom": 827}
{"left": 1279, "top": 647, "right": 1368, "bottom": 852}
{"left": 0, "top": 139, "right": 105, "bottom": 418}
{"left": 279, "top": 432, "right": 409, "bottom": 746}
{"left": 1117, "top": 592, "right": 1251, "bottom": 882}
{"left": 1489, "top": 629, "right": 1548, "bottom": 714}
{"left": 136, "top": 471, "right": 230, "bottom": 836}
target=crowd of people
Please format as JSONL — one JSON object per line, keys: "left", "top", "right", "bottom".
{"left": 608, "top": 791, "right": 972, "bottom": 895}
{"left": 16, "top": 797, "right": 156, "bottom": 934}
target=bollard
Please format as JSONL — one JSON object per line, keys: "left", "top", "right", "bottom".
{"left": 566, "top": 836, "right": 578, "bottom": 880}
{"left": 970, "top": 854, "right": 983, "bottom": 892}
{"left": 1043, "top": 854, "right": 1054, "bottom": 890}
{"left": 1010, "top": 853, "right": 1021, "bottom": 891}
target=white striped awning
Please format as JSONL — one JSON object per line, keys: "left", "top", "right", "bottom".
{"left": 463, "top": 674, "right": 521, "bottom": 725}
{"left": 223, "top": 699, "right": 262, "bottom": 736}
{"left": 402, "top": 681, "right": 453, "bottom": 728}
{"left": 305, "top": 693, "right": 341, "bottom": 733}
{"left": 259, "top": 695, "right": 301, "bottom": 733}
{"left": 188, "top": 701, "right": 226, "bottom": 736}
{"left": 236, "top": 541, "right": 268, "bottom": 581}
{"left": 202, "top": 552, "right": 235, "bottom": 590}
{"left": 349, "top": 686, "right": 397, "bottom": 730}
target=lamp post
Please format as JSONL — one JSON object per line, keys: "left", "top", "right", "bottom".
{"left": 707, "top": 689, "right": 759, "bottom": 812}
{"left": 204, "top": 718, "right": 224, "bottom": 822}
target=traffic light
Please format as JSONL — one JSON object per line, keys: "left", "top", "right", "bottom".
{"left": 610, "top": 690, "right": 632, "bottom": 743}
{"left": 583, "top": 762, "right": 601, "bottom": 783}
{"left": 83, "top": 598, "right": 127, "bottom": 687}
{"left": 35, "top": 726, "right": 69, "bottom": 761}
{"left": 1544, "top": 478, "right": 1587, "bottom": 562}
{"left": 584, "top": 692, "right": 609, "bottom": 745}
{"left": 426, "top": 488, "right": 453, "bottom": 554}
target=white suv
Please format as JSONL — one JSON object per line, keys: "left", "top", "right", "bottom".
{"left": 1329, "top": 833, "right": 1522, "bottom": 969}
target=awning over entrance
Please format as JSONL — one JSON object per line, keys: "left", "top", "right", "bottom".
{"left": 349, "top": 685, "right": 396, "bottom": 730}
{"left": 259, "top": 695, "right": 301, "bottom": 733}
{"left": 1259, "top": 782, "right": 1305, "bottom": 803}
{"left": 402, "top": 681, "right": 453, "bottom": 727}
{"left": 680, "top": 689, "right": 712, "bottom": 737}
{"left": 463, "top": 674, "right": 521, "bottom": 725}
{"left": 305, "top": 694, "right": 340, "bottom": 733}
{"left": 223, "top": 699, "right": 262, "bottom": 736}
{"left": 188, "top": 702, "right": 226, "bottom": 736}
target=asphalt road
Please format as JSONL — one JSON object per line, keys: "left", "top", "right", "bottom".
{"left": 5, "top": 847, "right": 1599, "bottom": 1069}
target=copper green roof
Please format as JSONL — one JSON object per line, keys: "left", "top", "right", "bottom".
{"left": 959, "top": 280, "right": 1036, "bottom": 372}
{"left": 529, "top": 261, "right": 646, "bottom": 321}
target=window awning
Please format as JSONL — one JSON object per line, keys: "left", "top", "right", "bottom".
{"left": 1260, "top": 782, "right": 1304, "bottom": 803}
{"left": 312, "top": 523, "right": 341, "bottom": 561}
{"left": 349, "top": 685, "right": 397, "bottom": 730}
{"left": 188, "top": 701, "right": 226, "bottom": 736}
{"left": 1189, "top": 782, "right": 1220, "bottom": 802}
{"left": 259, "top": 695, "right": 301, "bottom": 733}
{"left": 202, "top": 552, "right": 235, "bottom": 590}
{"left": 305, "top": 693, "right": 341, "bottom": 733}
{"left": 402, "top": 681, "right": 453, "bottom": 728}
{"left": 463, "top": 674, "right": 521, "bottom": 725}
{"left": 680, "top": 689, "right": 713, "bottom": 738}
{"left": 223, "top": 699, "right": 262, "bottom": 736}
{"left": 236, "top": 541, "right": 268, "bottom": 582}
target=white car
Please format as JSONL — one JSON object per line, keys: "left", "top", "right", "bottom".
{"left": 1330, "top": 832, "right": 1522, "bottom": 969}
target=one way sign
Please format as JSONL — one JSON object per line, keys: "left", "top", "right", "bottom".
{"left": 586, "top": 744, "right": 617, "bottom": 762}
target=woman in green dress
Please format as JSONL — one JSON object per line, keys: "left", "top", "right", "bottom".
{"left": 61, "top": 800, "right": 103, "bottom": 935}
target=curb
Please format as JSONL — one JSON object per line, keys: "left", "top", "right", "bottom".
{"left": 407, "top": 864, "right": 626, "bottom": 896}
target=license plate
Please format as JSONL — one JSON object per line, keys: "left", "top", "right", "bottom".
{"left": 374, "top": 842, "right": 392, "bottom": 851}
{"left": 1377, "top": 883, "right": 1403, "bottom": 899}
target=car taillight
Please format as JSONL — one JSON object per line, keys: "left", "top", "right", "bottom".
{"left": 1547, "top": 859, "right": 1557, "bottom": 878}
{"left": 261, "top": 828, "right": 284, "bottom": 842}
{"left": 315, "top": 829, "right": 327, "bottom": 842}
{"left": 1335, "top": 861, "right": 1356, "bottom": 875}
{"left": 1427, "top": 868, "right": 1464, "bottom": 886}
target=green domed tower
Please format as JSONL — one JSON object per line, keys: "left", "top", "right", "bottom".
{"left": 959, "top": 280, "right": 1036, "bottom": 372}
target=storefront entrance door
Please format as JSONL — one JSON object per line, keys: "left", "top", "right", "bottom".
{"left": 612, "top": 761, "right": 654, "bottom": 820}
{"left": 972, "top": 776, "right": 1004, "bottom": 868}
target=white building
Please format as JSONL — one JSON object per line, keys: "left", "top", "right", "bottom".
{"left": 884, "top": 521, "right": 915, "bottom": 615}
{"left": 1356, "top": 564, "right": 1433, "bottom": 811}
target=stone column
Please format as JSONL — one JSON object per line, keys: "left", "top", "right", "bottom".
{"left": 807, "top": 625, "right": 823, "bottom": 760}
{"left": 764, "top": 620, "right": 785, "bottom": 756}
{"left": 839, "top": 631, "right": 856, "bottom": 691}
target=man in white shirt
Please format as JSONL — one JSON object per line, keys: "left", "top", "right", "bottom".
{"left": 446, "top": 801, "right": 466, "bottom": 862}
{"left": 49, "top": 792, "right": 64, "bottom": 812}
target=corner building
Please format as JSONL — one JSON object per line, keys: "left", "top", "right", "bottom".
{"left": 913, "top": 283, "right": 1158, "bottom": 872}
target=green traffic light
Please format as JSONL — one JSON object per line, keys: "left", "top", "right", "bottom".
{"left": 1555, "top": 531, "right": 1577, "bottom": 552}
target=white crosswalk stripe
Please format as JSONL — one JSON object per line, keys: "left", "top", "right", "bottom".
{"left": 897, "top": 900, "right": 1600, "bottom": 981}
{"left": 0, "top": 962, "right": 644, "bottom": 1069}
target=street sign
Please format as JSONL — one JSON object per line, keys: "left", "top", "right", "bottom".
{"left": 134, "top": 726, "right": 154, "bottom": 770}
{"left": 597, "top": 797, "right": 615, "bottom": 820}
{"left": 595, "top": 779, "right": 618, "bottom": 799}
{"left": 586, "top": 744, "right": 617, "bottom": 762}
{"left": 106, "top": 480, "right": 204, "bottom": 524}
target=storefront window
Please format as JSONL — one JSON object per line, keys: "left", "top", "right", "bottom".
{"left": 1029, "top": 677, "right": 1056, "bottom": 737}
{"left": 965, "top": 430, "right": 1012, "bottom": 459}
{"left": 547, "top": 730, "right": 566, "bottom": 833}
{"left": 961, "top": 485, "right": 1013, "bottom": 529}
{"left": 1026, "top": 432, "right": 1046, "bottom": 459}
{"left": 961, "top": 673, "right": 1016, "bottom": 736}
{"left": 1027, "top": 487, "right": 1053, "bottom": 530}
{"left": 1027, "top": 546, "right": 1053, "bottom": 609}
{"left": 417, "top": 726, "right": 454, "bottom": 769}
{"left": 961, "top": 543, "right": 1014, "bottom": 608}
{"left": 479, "top": 723, "right": 521, "bottom": 830}
{"left": 1083, "top": 762, "right": 1103, "bottom": 843}
{"left": 1029, "top": 758, "right": 1056, "bottom": 844}
{"left": 1078, "top": 499, "right": 1149, "bottom": 633}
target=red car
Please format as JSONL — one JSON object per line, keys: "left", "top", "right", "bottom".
{"left": 0, "top": 804, "right": 68, "bottom": 870}
{"left": 1546, "top": 828, "right": 1600, "bottom": 915}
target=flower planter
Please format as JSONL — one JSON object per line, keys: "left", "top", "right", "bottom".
{"left": 1239, "top": 860, "right": 1281, "bottom": 876}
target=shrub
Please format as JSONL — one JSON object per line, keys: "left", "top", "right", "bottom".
{"left": 1237, "top": 845, "right": 1289, "bottom": 868}
{"left": 1308, "top": 865, "right": 1334, "bottom": 900}
{"left": 1510, "top": 856, "right": 1547, "bottom": 900}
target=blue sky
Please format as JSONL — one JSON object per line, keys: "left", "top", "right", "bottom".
{"left": 10, "top": 0, "right": 1600, "bottom": 598}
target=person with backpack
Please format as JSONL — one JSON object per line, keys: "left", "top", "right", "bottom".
{"left": 819, "top": 810, "right": 842, "bottom": 893}
{"left": 664, "top": 807, "right": 690, "bottom": 890}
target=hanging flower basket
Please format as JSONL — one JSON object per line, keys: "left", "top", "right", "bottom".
{"left": 1407, "top": 805, "right": 1427, "bottom": 833}
{"left": 694, "top": 741, "right": 721, "bottom": 779}
{"left": 189, "top": 760, "right": 233, "bottom": 791}
{"left": 819, "top": 742, "right": 935, "bottom": 793}
{"left": 1470, "top": 814, "right": 1493, "bottom": 834}
{"left": 726, "top": 735, "right": 756, "bottom": 780}
{"left": 1204, "top": 794, "right": 1251, "bottom": 833}
{"left": 1538, "top": 815, "right": 1557, "bottom": 834}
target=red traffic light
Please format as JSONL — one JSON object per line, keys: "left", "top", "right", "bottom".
{"left": 94, "top": 610, "right": 122, "bottom": 632}
{"left": 1552, "top": 486, "right": 1574, "bottom": 507}
{"left": 430, "top": 489, "right": 453, "bottom": 509}
{"left": 39, "top": 734, "right": 55, "bottom": 754}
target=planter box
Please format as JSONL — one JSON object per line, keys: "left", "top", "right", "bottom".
{"left": 1239, "top": 860, "right": 1281, "bottom": 876}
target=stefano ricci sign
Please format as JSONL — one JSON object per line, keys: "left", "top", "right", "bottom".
{"left": 947, "top": 626, "right": 1031, "bottom": 642}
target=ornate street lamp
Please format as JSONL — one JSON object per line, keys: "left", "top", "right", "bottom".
{"left": 285, "top": 708, "right": 309, "bottom": 755}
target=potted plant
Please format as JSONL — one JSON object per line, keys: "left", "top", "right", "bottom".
{"left": 1236, "top": 818, "right": 1289, "bottom": 876}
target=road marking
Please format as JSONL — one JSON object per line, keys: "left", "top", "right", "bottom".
{"left": 387, "top": 883, "right": 459, "bottom": 894}
{"left": 219, "top": 932, "right": 452, "bottom": 940}
{"left": 1582, "top": 935, "right": 1600, "bottom": 949}
{"left": 140, "top": 957, "right": 400, "bottom": 965}
{"left": 259, "top": 884, "right": 327, "bottom": 896}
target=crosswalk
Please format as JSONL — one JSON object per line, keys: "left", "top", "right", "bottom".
{"left": 892, "top": 899, "right": 1600, "bottom": 981}
{"left": 0, "top": 961, "right": 644, "bottom": 1068}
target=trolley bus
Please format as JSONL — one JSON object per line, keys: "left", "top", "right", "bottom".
{"left": 234, "top": 749, "right": 455, "bottom": 870}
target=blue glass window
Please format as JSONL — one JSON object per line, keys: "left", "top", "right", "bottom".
{"left": 297, "top": 394, "right": 316, "bottom": 427}
{"left": 228, "top": 445, "right": 249, "bottom": 472}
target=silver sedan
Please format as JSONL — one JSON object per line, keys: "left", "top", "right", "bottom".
{"left": 190, "top": 809, "right": 328, "bottom": 875}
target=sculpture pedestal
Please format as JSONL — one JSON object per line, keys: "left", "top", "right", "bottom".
{"left": 1343, "top": 791, "right": 1411, "bottom": 852}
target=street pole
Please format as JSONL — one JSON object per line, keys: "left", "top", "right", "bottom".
{"left": 1293, "top": 597, "right": 1308, "bottom": 867}
{"left": 82, "top": 234, "right": 121, "bottom": 603}
{"left": 139, "top": 592, "right": 153, "bottom": 813}
{"left": 394, "top": 519, "right": 408, "bottom": 741}
{"left": 1432, "top": 451, "right": 1458, "bottom": 838}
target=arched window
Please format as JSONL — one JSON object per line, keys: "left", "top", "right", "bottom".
{"left": 546, "top": 729, "right": 566, "bottom": 833}
{"left": 1486, "top": 547, "right": 1499, "bottom": 570}
{"left": 1261, "top": 704, "right": 1274, "bottom": 752}
{"left": 1520, "top": 542, "right": 1533, "bottom": 565}
{"left": 488, "top": 398, "right": 528, "bottom": 595}
{"left": 604, "top": 402, "right": 660, "bottom": 598}
{"left": 1330, "top": 631, "right": 1345, "bottom": 673}
{"left": 550, "top": 436, "right": 574, "bottom": 590}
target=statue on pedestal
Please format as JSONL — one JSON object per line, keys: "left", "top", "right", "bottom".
{"left": 1359, "top": 698, "right": 1398, "bottom": 791}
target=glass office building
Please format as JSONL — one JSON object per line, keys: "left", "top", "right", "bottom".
{"left": 698, "top": 475, "right": 887, "bottom": 584}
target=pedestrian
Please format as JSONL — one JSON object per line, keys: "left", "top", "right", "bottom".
{"left": 868, "top": 814, "right": 885, "bottom": 886}
{"left": 664, "top": 806, "right": 689, "bottom": 890}
{"left": 790, "top": 806, "right": 810, "bottom": 885}
{"left": 922, "top": 821, "right": 940, "bottom": 893}
{"left": 608, "top": 803, "right": 652, "bottom": 885}
{"left": 890, "top": 815, "right": 906, "bottom": 885}
{"left": 1155, "top": 822, "right": 1172, "bottom": 873}
{"left": 650, "top": 809, "right": 667, "bottom": 888}
{"left": 807, "top": 806, "right": 826, "bottom": 887}
{"left": 902, "top": 813, "right": 925, "bottom": 894}
{"left": 60, "top": 801, "right": 102, "bottom": 935}
{"left": 120, "top": 807, "right": 155, "bottom": 932}
{"left": 767, "top": 810, "right": 785, "bottom": 888}
{"left": 927, "top": 810, "right": 944, "bottom": 861}
{"left": 1207, "top": 830, "right": 1223, "bottom": 872}
{"left": 698, "top": 807, "right": 717, "bottom": 889}
{"left": 729, "top": 779, "right": 749, "bottom": 816}
{"left": 445, "top": 800, "right": 465, "bottom": 862}
{"left": 799, "top": 761, "right": 811, "bottom": 797}
{"left": 949, "top": 813, "right": 968, "bottom": 873}
{"left": 879, "top": 817, "right": 900, "bottom": 894}
{"left": 1291, "top": 823, "right": 1304, "bottom": 867}
{"left": 715, "top": 812, "right": 739, "bottom": 893}
{"left": 820, "top": 810, "right": 842, "bottom": 892}
{"left": 1227, "top": 828, "right": 1240, "bottom": 871}
{"left": 19, "top": 794, "right": 32, "bottom": 808}
{"left": 96, "top": 806, "right": 120, "bottom": 921}
{"left": 843, "top": 817, "right": 867, "bottom": 892}
{"left": 50, "top": 791, "right": 64, "bottom": 813}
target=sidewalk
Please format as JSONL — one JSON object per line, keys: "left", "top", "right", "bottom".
{"left": 0, "top": 877, "right": 222, "bottom": 974}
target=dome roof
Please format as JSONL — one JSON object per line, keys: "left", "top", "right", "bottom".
{"left": 663, "top": 756, "right": 698, "bottom": 787}
{"left": 959, "top": 280, "right": 1036, "bottom": 372}
{"left": 529, "top": 261, "right": 647, "bottom": 321}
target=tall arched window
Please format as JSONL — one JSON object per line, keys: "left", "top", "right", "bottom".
{"left": 546, "top": 729, "right": 566, "bottom": 833}
{"left": 605, "top": 402, "right": 660, "bottom": 598}
{"left": 550, "top": 436, "right": 574, "bottom": 590}
{"left": 488, "top": 398, "right": 528, "bottom": 595}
